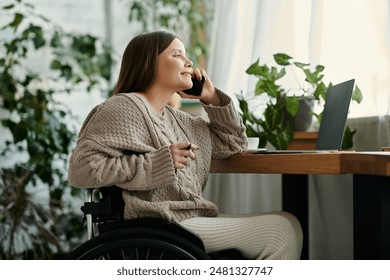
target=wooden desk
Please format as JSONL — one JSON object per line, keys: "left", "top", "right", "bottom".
{"left": 210, "top": 152, "right": 390, "bottom": 259}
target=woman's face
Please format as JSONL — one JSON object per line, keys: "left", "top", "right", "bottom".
{"left": 155, "top": 38, "right": 193, "bottom": 93}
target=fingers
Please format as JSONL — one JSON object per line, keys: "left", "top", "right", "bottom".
{"left": 177, "top": 142, "right": 197, "bottom": 161}
{"left": 192, "top": 67, "right": 213, "bottom": 92}
{"left": 192, "top": 67, "right": 204, "bottom": 81}
{"left": 185, "top": 142, "right": 200, "bottom": 152}
{"left": 169, "top": 142, "right": 200, "bottom": 170}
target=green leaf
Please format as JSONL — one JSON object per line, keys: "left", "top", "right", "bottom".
{"left": 267, "top": 125, "right": 294, "bottom": 150}
{"left": 285, "top": 96, "right": 299, "bottom": 116}
{"left": 2, "top": 4, "right": 15, "bottom": 10}
{"left": 237, "top": 95, "right": 251, "bottom": 123}
{"left": 352, "top": 85, "right": 363, "bottom": 104}
{"left": 254, "top": 79, "right": 266, "bottom": 95}
{"left": 294, "top": 62, "right": 310, "bottom": 69}
{"left": 72, "top": 34, "right": 97, "bottom": 57}
{"left": 274, "top": 53, "right": 292, "bottom": 66}
{"left": 313, "top": 82, "right": 328, "bottom": 101}
{"left": 50, "top": 31, "right": 62, "bottom": 48}
{"left": 245, "top": 125, "right": 258, "bottom": 137}
{"left": 342, "top": 126, "right": 356, "bottom": 150}
{"left": 61, "top": 64, "right": 72, "bottom": 81}
{"left": 315, "top": 64, "right": 325, "bottom": 72}
{"left": 12, "top": 123, "right": 28, "bottom": 143}
{"left": 9, "top": 12, "right": 24, "bottom": 31}
{"left": 50, "top": 59, "right": 62, "bottom": 70}
{"left": 246, "top": 59, "right": 261, "bottom": 75}
{"left": 312, "top": 112, "right": 322, "bottom": 123}
{"left": 237, "top": 94, "right": 264, "bottom": 137}
{"left": 29, "top": 25, "right": 46, "bottom": 49}
{"left": 270, "top": 66, "right": 286, "bottom": 81}
{"left": 258, "top": 132, "right": 268, "bottom": 148}
{"left": 264, "top": 104, "right": 283, "bottom": 129}
{"left": 262, "top": 80, "right": 280, "bottom": 98}
{"left": 303, "top": 69, "right": 320, "bottom": 84}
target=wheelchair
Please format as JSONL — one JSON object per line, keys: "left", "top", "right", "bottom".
{"left": 66, "top": 186, "right": 246, "bottom": 260}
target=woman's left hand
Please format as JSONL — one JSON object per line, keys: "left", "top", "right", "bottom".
{"left": 169, "top": 141, "right": 200, "bottom": 170}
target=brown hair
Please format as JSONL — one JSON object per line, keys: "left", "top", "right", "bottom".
{"left": 113, "top": 31, "right": 178, "bottom": 94}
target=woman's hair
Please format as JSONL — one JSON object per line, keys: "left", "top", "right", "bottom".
{"left": 113, "top": 30, "right": 178, "bottom": 94}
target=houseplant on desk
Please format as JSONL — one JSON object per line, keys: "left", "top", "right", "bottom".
{"left": 237, "top": 53, "right": 363, "bottom": 150}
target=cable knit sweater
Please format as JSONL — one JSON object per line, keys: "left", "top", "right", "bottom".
{"left": 67, "top": 89, "right": 247, "bottom": 223}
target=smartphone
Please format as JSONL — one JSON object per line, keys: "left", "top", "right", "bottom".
{"left": 183, "top": 76, "right": 206, "bottom": 96}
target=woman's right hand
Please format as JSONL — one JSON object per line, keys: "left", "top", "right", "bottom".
{"left": 169, "top": 141, "right": 199, "bottom": 170}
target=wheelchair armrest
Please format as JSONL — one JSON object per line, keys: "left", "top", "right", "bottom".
{"left": 81, "top": 186, "right": 124, "bottom": 223}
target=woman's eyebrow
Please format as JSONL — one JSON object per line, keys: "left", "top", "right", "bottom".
{"left": 172, "top": 48, "right": 185, "bottom": 54}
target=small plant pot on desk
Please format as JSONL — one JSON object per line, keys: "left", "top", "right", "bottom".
{"left": 286, "top": 97, "right": 315, "bottom": 132}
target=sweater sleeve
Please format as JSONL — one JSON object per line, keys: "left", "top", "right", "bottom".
{"left": 202, "top": 88, "right": 248, "bottom": 159}
{"left": 67, "top": 95, "right": 177, "bottom": 190}
{"left": 67, "top": 140, "right": 176, "bottom": 190}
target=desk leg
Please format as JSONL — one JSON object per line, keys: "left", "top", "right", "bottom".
{"left": 282, "top": 174, "right": 309, "bottom": 260}
{"left": 353, "top": 175, "right": 390, "bottom": 260}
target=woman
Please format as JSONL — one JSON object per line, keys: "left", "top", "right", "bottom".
{"left": 68, "top": 30, "right": 302, "bottom": 260}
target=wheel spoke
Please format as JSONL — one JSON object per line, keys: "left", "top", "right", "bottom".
{"left": 146, "top": 248, "right": 150, "bottom": 260}
{"left": 68, "top": 234, "right": 203, "bottom": 260}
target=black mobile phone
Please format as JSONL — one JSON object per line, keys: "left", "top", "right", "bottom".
{"left": 183, "top": 76, "right": 206, "bottom": 96}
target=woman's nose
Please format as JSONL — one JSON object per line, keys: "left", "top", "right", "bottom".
{"left": 185, "top": 58, "right": 193, "bottom": 68}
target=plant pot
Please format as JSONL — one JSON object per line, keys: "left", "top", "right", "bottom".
{"left": 287, "top": 97, "right": 314, "bottom": 131}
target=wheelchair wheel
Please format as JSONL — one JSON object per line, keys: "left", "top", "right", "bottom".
{"left": 66, "top": 226, "right": 210, "bottom": 260}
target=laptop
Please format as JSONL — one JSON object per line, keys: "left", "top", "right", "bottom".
{"left": 248, "top": 79, "right": 355, "bottom": 154}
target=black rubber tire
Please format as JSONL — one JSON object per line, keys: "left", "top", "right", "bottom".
{"left": 66, "top": 226, "right": 210, "bottom": 260}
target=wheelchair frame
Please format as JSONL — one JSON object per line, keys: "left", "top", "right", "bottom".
{"left": 66, "top": 186, "right": 246, "bottom": 260}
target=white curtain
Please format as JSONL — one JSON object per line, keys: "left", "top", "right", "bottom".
{"left": 207, "top": 0, "right": 390, "bottom": 116}
{"left": 204, "top": 0, "right": 390, "bottom": 259}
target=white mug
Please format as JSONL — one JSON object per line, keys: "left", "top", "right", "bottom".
{"left": 247, "top": 137, "right": 259, "bottom": 149}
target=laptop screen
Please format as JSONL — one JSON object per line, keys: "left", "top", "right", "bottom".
{"left": 316, "top": 79, "right": 355, "bottom": 150}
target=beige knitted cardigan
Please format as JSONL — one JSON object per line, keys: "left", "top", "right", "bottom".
{"left": 67, "top": 89, "right": 247, "bottom": 223}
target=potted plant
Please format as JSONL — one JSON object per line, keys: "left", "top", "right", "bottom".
{"left": 0, "top": 0, "right": 113, "bottom": 259}
{"left": 237, "top": 53, "right": 362, "bottom": 150}
{"left": 0, "top": 0, "right": 211, "bottom": 259}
